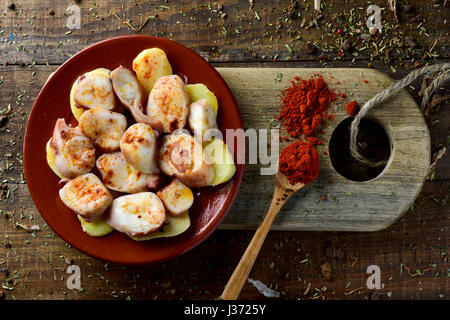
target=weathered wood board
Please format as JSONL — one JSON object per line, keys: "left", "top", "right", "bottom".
{"left": 218, "top": 68, "right": 430, "bottom": 231}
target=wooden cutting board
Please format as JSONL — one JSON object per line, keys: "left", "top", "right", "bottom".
{"left": 217, "top": 68, "right": 430, "bottom": 231}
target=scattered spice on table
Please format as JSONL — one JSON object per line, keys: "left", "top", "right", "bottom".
{"left": 278, "top": 140, "right": 319, "bottom": 185}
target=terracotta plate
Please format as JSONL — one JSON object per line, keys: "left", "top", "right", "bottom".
{"left": 23, "top": 36, "right": 244, "bottom": 265}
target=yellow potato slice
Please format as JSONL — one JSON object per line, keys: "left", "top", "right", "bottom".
{"left": 46, "top": 139, "right": 66, "bottom": 179}
{"left": 130, "top": 211, "right": 190, "bottom": 241}
{"left": 132, "top": 48, "right": 173, "bottom": 96}
{"left": 203, "top": 138, "right": 236, "bottom": 186}
{"left": 186, "top": 83, "right": 219, "bottom": 118}
{"left": 77, "top": 215, "right": 113, "bottom": 237}
{"left": 69, "top": 68, "right": 111, "bottom": 121}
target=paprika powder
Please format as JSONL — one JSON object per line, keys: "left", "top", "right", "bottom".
{"left": 277, "top": 76, "right": 336, "bottom": 139}
{"left": 345, "top": 100, "right": 358, "bottom": 116}
{"left": 279, "top": 141, "right": 319, "bottom": 185}
{"left": 277, "top": 75, "right": 337, "bottom": 185}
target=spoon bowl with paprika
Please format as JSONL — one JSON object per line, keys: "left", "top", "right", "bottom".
{"left": 221, "top": 140, "right": 319, "bottom": 300}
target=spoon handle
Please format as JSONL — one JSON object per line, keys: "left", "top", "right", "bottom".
{"left": 221, "top": 186, "right": 287, "bottom": 300}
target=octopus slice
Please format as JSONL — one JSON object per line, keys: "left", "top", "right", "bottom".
{"left": 147, "top": 75, "right": 190, "bottom": 133}
{"left": 105, "top": 192, "right": 166, "bottom": 237}
{"left": 73, "top": 73, "right": 115, "bottom": 110}
{"left": 188, "top": 99, "right": 218, "bottom": 141}
{"left": 120, "top": 123, "right": 159, "bottom": 174}
{"left": 79, "top": 109, "right": 127, "bottom": 152}
{"left": 110, "top": 66, "right": 163, "bottom": 132}
{"left": 50, "top": 118, "right": 95, "bottom": 179}
{"left": 96, "top": 151, "right": 159, "bottom": 193}
{"left": 59, "top": 173, "right": 112, "bottom": 222}
{"left": 158, "top": 132, "right": 214, "bottom": 187}
{"left": 157, "top": 179, "right": 193, "bottom": 216}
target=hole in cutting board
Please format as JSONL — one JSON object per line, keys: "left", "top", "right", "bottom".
{"left": 328, "top": 117, "right": 392, "bottom": 182}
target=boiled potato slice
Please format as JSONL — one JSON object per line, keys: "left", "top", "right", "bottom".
{"left": 132, "top": 48, "right": 173, "bottom": 96}
{"left": 46, "top": 139, "right": 66, "bottom": 179}
{"left": 130, "top": 211, "right": 190, "bottom": 241}
{"left": 186, "top": 83, "right": 218, "bottom": 118}
{"left": 69, "top": 68, "right": 110, "bottom": 121}
{"left": 78, "top": 215, "right": 113, "bottom": 237}
{"left": 157, "top": 179, "right": 194, "bottom": 216}
{"left": 203, "top": 138, "right": 236, "bottom": 186}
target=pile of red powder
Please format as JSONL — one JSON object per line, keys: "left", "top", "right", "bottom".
{"left": 277, "top": 75, "right": 337, "bottom": 185}
{"left": 277, "top": 76, "right": 336, "bottom": 140}
{"left": 345, "top": 100, "right": 358, "bottom": 115}
{"left": 279, "top": 140, "right": 319, "bottom": 185}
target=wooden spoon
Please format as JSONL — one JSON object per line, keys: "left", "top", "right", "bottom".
{"left": 221, "top": 171, "right": 306, "bottom": 300}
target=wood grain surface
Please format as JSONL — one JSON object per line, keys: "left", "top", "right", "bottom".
{"left": 1, "top": 0, "right": 448, "bottom": 65}
{"left": 0, "top": 0, "right": 448, "bottom": 300}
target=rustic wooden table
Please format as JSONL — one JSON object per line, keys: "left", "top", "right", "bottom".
{"left": 0, "top": 0, "right": 448, "bottom": 300}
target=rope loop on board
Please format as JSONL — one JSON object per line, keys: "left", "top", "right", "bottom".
{"left": 350, "top": 63, "right": 450, "bottom": 167}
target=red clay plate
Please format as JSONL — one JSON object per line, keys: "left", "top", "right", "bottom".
{"left": 23, "top": 35, "right": 244, "bottom": 265}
